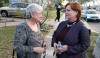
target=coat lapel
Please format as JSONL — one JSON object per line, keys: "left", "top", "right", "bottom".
{"left": 56, "top": 21, "right": 68, "bottom": 35}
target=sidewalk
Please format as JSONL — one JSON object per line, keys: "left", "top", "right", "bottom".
{"left": 41, "top": 14, "right": 65, "bottom": 58}
{"left": 0, "top": 17, "right": 24, "bottom": 27}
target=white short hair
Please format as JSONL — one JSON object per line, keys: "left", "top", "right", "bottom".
{"left": 26, "top": 3, "right": 43, "bottom": 19}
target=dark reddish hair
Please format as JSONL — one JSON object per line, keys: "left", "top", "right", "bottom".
{"left": 65, "top": 2, "right": 82, "bottom": 19}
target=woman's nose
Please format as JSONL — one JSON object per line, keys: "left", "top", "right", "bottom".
{"left": 65, "top": 12, "right": 68, "bottom": 14}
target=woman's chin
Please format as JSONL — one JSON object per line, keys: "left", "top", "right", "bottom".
{"left": 66, "top": 18, "right": 69, "bottom": 20}
{"left": 35, "top": 19, "right": 40, "bottom": 22}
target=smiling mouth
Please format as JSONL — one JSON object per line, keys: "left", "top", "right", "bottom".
{"left": 66, "top": 15, "right": 69, "bottom": 16}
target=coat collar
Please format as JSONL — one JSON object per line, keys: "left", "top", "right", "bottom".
{"left": 56, "top": 21, "right": 68, "bottom": 35}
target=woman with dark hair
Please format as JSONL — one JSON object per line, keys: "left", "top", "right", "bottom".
{"left": 52, "top": 2, "right": 90, "bottom": 58}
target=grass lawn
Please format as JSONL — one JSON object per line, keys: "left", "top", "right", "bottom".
{"left": 86, "top": 32, "right": 99, "bottom": 58}
{"left": 0, "top": 26, "right": 16, "bottom": 58}
{"left": 0, "top": 26, "right": 49, "bottom": 58}
{"left": 42, "top": 10, "right": 64, "bottom": 19}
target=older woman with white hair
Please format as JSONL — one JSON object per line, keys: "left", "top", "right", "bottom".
{"left": 13, "top": 3, "right": 47, "bottom": 58}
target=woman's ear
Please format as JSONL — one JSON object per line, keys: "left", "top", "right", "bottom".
{"left": 30, "top": 12, "right": 34, "bottom": 17}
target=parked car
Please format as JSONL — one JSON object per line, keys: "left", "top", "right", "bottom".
{"left": 84, "top": 9, "right": 100, "bottom": 22}
{"left": 81, "top": 10, "right": 86, "bottom": 19}
{"left": 61, "top": 9, "right": 65, "bottom": 13}
{"left": 0, "top": 3, "right": 29, "bottom": 17}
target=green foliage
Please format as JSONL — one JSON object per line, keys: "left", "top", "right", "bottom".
{"left": 15, "top": 7, "right": 26, "bottom": 19}
{"left": 3, "top": 3, "right": 9, "bottom": 6}
{"left": 0, "top": 26, "right": 16, "bottom": 58}
{"left": 45, "top": 10, "right": 63, "bottom": 19}
{"left": 41, "top": 23, "right": 52, "bottom": 30}
{"left": 41, "top": 31, "right": 48, "bottom": 38}
{"left": 25, "top": 0, "right": 28, "bottom": 3}
{"left": 48, "top": 10, "right": 57, "bottom": 19}
{"left": 0, "top": 0, "right": 9, "bottom": 7}
{"left": 57, "top": 0, "right": 62, "bottom": 5}
{"left": 86, "top": 32, "right": 99, "bottom": 58}
{"left": 42, "top": 10, "right": 47, "bottom": 18}
{"left": 0, "top": 0, "right": 9, "bottom": 3}
{"left": 0, "top": 1, "right": 3, "bottom": 7}
{"left": 4, "top": 0, "right": 9, "bottom": 3}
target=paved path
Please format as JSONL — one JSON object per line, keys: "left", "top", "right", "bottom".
{"left": 41, "top": 14, "right": 65, "bottom": 58}
{"left": 0, "top": 17, "right": 24, "bottom": 27}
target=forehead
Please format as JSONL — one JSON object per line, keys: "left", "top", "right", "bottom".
{"left": 66, "top": 5, "right": 71, "bottom": 9}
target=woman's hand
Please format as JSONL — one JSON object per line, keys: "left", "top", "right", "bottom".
{"left": 43, "top": 42, "right": 48, "bottom": 49}
{"left": 57, "top": 45, "right": 68, "bottom": 52}
{"left": 33, "top": 47, "right": 45, "bottom": 54}
{"left": 54, "top": 43, "right": 58, "bottom": 54}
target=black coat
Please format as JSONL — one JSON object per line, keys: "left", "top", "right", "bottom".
{"left": 51, "top": 21, "right": 90, "bottom": 58}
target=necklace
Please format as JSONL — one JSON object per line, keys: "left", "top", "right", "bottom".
{"left": 67, "top": 22, "right": 76, "bottom": 27}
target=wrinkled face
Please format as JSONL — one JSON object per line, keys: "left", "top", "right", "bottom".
{"left": 65, "top": 5, "right": 78, "bottom": 20}
{"left": 31, "top": 9, "right": 42, "bottom": 22}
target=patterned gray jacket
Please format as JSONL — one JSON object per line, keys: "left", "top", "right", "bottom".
{"left": 13, "top": 20, "right": 44, "bottom": 58}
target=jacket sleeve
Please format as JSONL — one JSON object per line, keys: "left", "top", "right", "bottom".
{"left": 13, "top": 25, "right": 33, "bottom": 54}
{"left": 67, "top": 27, "right": 90, "bottom": 54}
{"left": 51, "top": 30, "right": 57, "bottom": 47}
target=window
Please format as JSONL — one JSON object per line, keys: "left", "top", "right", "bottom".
{"left": 88, "top": 11, "right": 98, "bottom": 14}
{"left": 11, "top": 3, "right": 18, "bottom": 8}
{"left": 18, "top": 3, "right": 29, "bottom": 8}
